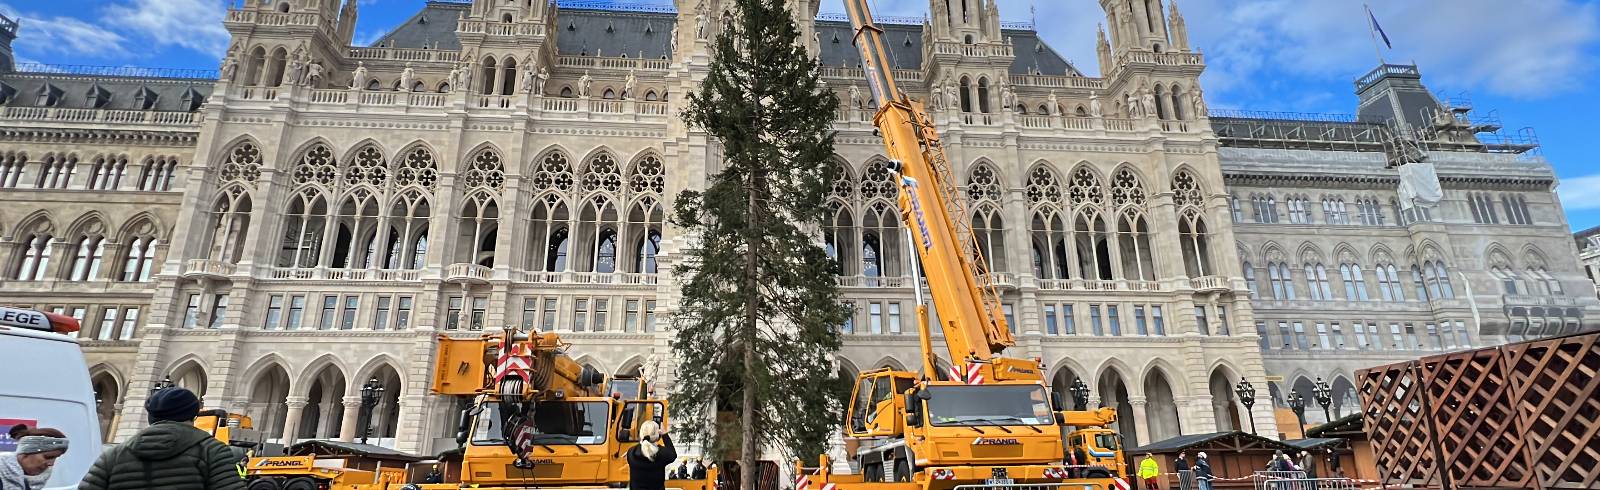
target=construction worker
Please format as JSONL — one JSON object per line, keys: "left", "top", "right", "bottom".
{"left": 1138, "top": 454, "right": 1160, "bottom": 490}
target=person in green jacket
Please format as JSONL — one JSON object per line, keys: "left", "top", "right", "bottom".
{"left": 79, "top": 387, "right": 246, "bottom": 490}
{"left": 1138, "top": 453, "right": 1161, "bottom": 490}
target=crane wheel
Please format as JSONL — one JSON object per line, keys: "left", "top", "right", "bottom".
{"left": 863, "top": 463, "right": 882, "bottom": 483}
{"left": 246, "top": 478, "right": 281, "bottom": 490}
{"left": 1086, "top": 468, "right": 1111, "bottom": 478}
{"left": 283, "top": 477, "right": 317, "bottom": 490}
{"left": 893, "top": 460, "right": 911, "bottom": 482}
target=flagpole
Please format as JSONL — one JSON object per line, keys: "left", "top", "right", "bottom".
{"left": 1364, "top": 3, "right": 1387, "bottom": 65}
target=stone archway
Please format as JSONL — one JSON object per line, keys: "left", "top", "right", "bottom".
{"left": 90, "top": 370, "right": 122, "bottom": 442}
{"left": 249, "top": 364, "right": 291, "bottom": 443}
{"left": 1097, "top": 368, "right": 1139, "bottom": 446}
{"left": 169, "top": 360, "right": 208, "bottom": 399}
{"left": 1143, "top": 367, "right": 1182, "bottom": 442}
{"left": 366, "top": 363, "right": 404, "bottom": 445}
{"left": 299, "top": 364, "right": 347, "bottom": 441}
{"left": 1329, "top": 376, "right": 1357, "bottom": 419}
{"left": 1207, "top": 367, "right": 1241, "bottom": 432}
{"left": 1050, "top": 363, "right": 1084, "bottom": 408}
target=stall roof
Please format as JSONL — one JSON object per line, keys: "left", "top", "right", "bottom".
{"left": 286, "top": 440, "right": 426, "bottom": 462}
{"left": 1283, "top": 438, "right": 1345, "bottom": 450}
{"left": 1306, "top": 413, "right": 1364, "bottom": 438}
{"left": 1130, "top": 431, "right": 1300, "bottom": 454}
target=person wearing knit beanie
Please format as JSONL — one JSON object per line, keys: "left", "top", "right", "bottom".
{"left": 1, "top": 429, "right": 69, "bottom": 489}
{"left": 146, "top": 386, "right": 204, "bottom": 423}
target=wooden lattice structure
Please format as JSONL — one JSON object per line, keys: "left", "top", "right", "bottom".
{"left": 1357, "top": 331, "right": 1600, "bottom": 489}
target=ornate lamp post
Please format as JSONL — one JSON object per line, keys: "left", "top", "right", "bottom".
{"left": 1288, "top": 392, "right": 1307, "bottom": 435}
{"left": 150, "top": 375, "right": 175, "bottom": 394}
{"left": 1234, "top": 380, "right": 1258, "bottom": 434}
{"left": 1312, "top": 378, "right": 1333, "bottom": 423}
{"left": 359, "top": 377, "right": 384, "bottom": 445}
{"left": 1069, "top": 377, "right": 1090, "bottom": 411}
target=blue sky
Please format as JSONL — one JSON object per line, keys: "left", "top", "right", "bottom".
{"left": 5, "top": 0, "right": 1598, "bottom": 231}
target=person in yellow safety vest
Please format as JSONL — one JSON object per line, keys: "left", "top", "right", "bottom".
{"left": 1138, "top": 453, "right": 1160, "bottom": 490}
{"left": 235, "top": 449, "right": 253, "bottom": 480}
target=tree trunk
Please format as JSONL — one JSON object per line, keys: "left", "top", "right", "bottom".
{"left": 740, "top": 169, "right": 762, "bottom": 490}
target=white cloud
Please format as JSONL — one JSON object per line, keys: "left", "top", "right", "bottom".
{"left": 1558, "top": 174, "right": 1600, "bottom": 210}
{"left": 101, "top": 0, "right": 230, "bottom": 57}
{"left": 0, "top": 2, "right": 131, "bottom": 59}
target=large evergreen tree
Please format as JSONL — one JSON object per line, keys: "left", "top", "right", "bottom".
{"left": 669, "top": 0, "right": 848, "bottom": 486}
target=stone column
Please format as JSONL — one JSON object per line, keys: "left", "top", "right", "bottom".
{"left": 1129, "top": 396, "right": 1151, "bottom": 447}
{"left": 314, "top": 402, "right": 336, "bottom": 438}
{"left": 338, "top": 395, "right": 363, "bottom": 442}
{"left": 281, "top": 397, "right": 308, "bottom": 446}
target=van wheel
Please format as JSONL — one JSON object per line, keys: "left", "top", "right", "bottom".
{"left": 246, "top": 478, "right": 281, "bottom": 490}
{"left": 893, "top": 460, "right": 911, "bottom": 482}
{"left": 283, "top": 477, "right": 317, "bottom": 490}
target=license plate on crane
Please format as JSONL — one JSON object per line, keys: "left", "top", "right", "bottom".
{"left": 987, "top": 468, "right": 1013, "bottom": 486}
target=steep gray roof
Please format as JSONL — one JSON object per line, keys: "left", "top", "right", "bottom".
{"left": 0, "top": 71, "right": 213, "bottom": 112}
{"left": 372, "top": 2, "right": 1076, "bottom": 74}
{"left": 372, "top": 1, "right": 468, "bottom": 50}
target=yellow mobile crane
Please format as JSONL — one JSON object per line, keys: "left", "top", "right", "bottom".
{"left": 420, "top": 328, "right": 697, "bottom": 489}
{"left": 799, "top": 2, "right": 1125, "bottom": 489}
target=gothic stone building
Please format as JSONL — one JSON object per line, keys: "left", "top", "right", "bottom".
{"left": 0, "top": 0, "right": 1594, "bottom": 455}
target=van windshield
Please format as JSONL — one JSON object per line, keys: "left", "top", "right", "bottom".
{"left": 926, "top": 384, "right": 1053, "bottom": 426}
{"left": 472, "top": 400, "right": 609, "bottom": 446}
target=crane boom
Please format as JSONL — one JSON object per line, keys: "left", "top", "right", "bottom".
{"left": 842, "top": 0, "right": 1014, "bottom": 372}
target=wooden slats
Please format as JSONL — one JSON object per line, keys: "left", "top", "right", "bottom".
{"left": 1357, "top": 331, "right": 1600, "bottom": 490}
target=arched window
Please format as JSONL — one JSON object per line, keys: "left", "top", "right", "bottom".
{"left": 1304, "top": 262, "right": 1332, "bottom": 300}
{"left": 244, "top": 46, "right": 267, "bottom": 86}
{"left": 636, "top": 230, "right": 662, "bottom": 273}
{"left": 594, "top": 229, "right": 618, "bottom": 273}
{"left": 1242, "top": 261, "right": 1258, "bottom": 298}
{"left": 480, "top": 57, "right": 498, "bottom": 95}
{"left": 207, "top": 186, "right": 253, "bottom": 264}
{"left": 1411, "top": 264, "right": 1430, "bottom": 301}
{"left": 500, "top": 57, "right": 517, "bottom": 95}
{"left": 501, "top": 12, "right": 513, "bottom": 23}
{"left": 603, "top": 88, "right": 617, "bottom": 100}
{"left": 1169, "top": 84, "right": 1185, "bottom": 120}
{"left": 1153, "top": 84, "right": 1168, "bottom": 120}
{"left": 120, "top": 237, "right": 158, "bottom": 282}
{"left": 365, "top": 79, "right": 381, "bottom": 91}
{"left": 959, "top": 77, "right": 972, "bottom": 112}
{"left": 265, "top": 47, "right": 289, "bottom": 87}
{"left": 1177, "top": 211, "right": 1210, "bottom": 277}
{"left": 278, "top": 188, "right": 328, "bottom": 268}
{"left": 972, "top": 207, "right": 1005, "bottom": 274}
{"left": 1434, "top": 261, "right": 1455, "bottom": 298}
{"left": 862, "top": 233, "right": 883, "bottom": 278}
{"left": 645, "top": 90, "right": 658, "bottom": 101}
{"left": 546, "top": 227, "right": 570, "bottom": 272}
{"left": 976, "top": 77, "right": 991, "bottom": 113}
{"left": 1268, "top": 262, "right": 1296, "bottom": 299}
{"left": 68, "top": 235, "right": 106, "bottom": 281}
{"left": 277, "top": 2, "right": 290, "bottom": 13}
{"left": 458, "top": 193, "right": 500, "bottom": 267}
{"left": 1341, "top": 263, "right": 1370, "bottom": 300}
{"left": 15, "top": 234, "right": 53, "bottom": 281}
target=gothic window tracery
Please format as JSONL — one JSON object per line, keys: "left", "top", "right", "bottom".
{"left": 219, "top": 142, "right": 262, "bottom": 186}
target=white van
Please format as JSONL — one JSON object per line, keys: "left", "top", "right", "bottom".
{"left": 0, "top": 306, "right": 101, "bottom": 489}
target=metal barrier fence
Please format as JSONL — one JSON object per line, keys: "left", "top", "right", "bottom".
{"left": 1253, "top": 479, "right": 1356, "bottom": 490}
{"left": 1250, "top": 471, "right": 1306, "bottom": 490}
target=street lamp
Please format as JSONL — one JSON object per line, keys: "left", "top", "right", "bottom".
{"left": 1288, "top": 392, "right": 1307, "bottom": 435}
{"left": 1312, "top": 378, "right": 1333, "bottom": 423}
{"left": 1069, "top": 377, "right": 1090, "bottom": 411}
{"left": 150, "top": 375, "right": 175, "bottom": 394}
{"left": 359, "top": 377, "right": 384, "bottom": 445}
{"left": 1234, "top": 380, "right": 1257, "bottom": 435}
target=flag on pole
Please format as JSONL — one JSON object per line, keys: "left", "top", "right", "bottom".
{"left": 1366, "top": 5, "right": 1392, "bottom": 49}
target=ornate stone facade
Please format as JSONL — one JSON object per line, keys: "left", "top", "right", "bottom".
{"left": 0, "top": 0, "right": 1592, "bottom": 456}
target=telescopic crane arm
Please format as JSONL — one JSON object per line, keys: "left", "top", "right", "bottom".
{"left": 841, "top": 0, "right": 1027, "bottom": 381}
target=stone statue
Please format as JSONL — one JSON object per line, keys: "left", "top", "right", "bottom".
{"left": 847, "top": 85, "right": 861, "bottom": 109}
{"left": 1124, "top": 92, "right": 1138, "bottom": 117}
{"left": 623, "top": 69, "right": 637, "bottom": 99}
{"left": 1047, "top": 90, "right": 1060, "bottom": 115}
{"left": 522, "top": 65, "right": 538, "bottom": 93}
{"left": 303, "top": 61, "right": 324, "bottom": 87}
{"left": 286, "top": 57, "right": 305, "bottom": 87}
{"left": 219, "top": 51, "right": 238, "bottom": 82}
{"left": 446, "top": 65, "right": 462, "bottom": 90}
{"left": 999, "top": 79, "right": 1016, "bottom": 111}
{"left": 945, "top": 82, "right": 960, "bottom": 110}
{"left": 1089, "top": 94, "right": 1102, "bottom": 117}
{"left": 351, "top": 61, "right": 369, "bottom": 90}
{"left": 578, "top": 71, "right": 593, "bottom": 97}
{"left": 670, "top": 30, "right": 680, "bottom": 57}
{"left": 1140, "top": 89, "right": 1157, "bottom": 118}
{"left": 398, "top": 63, "right": 416, "bottom": 92}
{"left": 695, "top": 0, "right": 709, "bottom": 39}
{"left": 926, "top": 85, "right": 942, "bottom": 111}
{"left": 535, "top": 67, "right": 549, "bottom": 94}
{"left": 1192, "top": 86, "right": 1207, "bottom": 116}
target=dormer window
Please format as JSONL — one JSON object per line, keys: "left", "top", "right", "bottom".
{"left": 85, "top": 84, "right": 112, "bottom": 109}
{"left": 134, "top": 87, "right": 159, "bottom": 110}
{"left": 36, "top": 84, "right": 62, "bottom": 108}
{"left": 0, "top": 82, "right": 16, "bottom": 105}
{"left": 179, "top": 87, "right": 204, "bottom": 111}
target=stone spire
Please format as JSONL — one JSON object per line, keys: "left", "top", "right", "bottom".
{"left": 1096, "top": 24, "right": 1112, "bottom": 75}
{"left": 336, "top": 0, "right": 358, "bottom": 48}
{"left": 1168, "top": 0, "right": 1189, "bottom": 52}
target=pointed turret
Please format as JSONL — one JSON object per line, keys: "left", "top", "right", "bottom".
{"left": 1168, "top": 0, "right": 1189, "bottom": 51}
{"left": 336, "top": 0, "right": 358, "bottom": 47}
{"left": 1096, "top": 24, "right": 1112, "bottom": 75}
